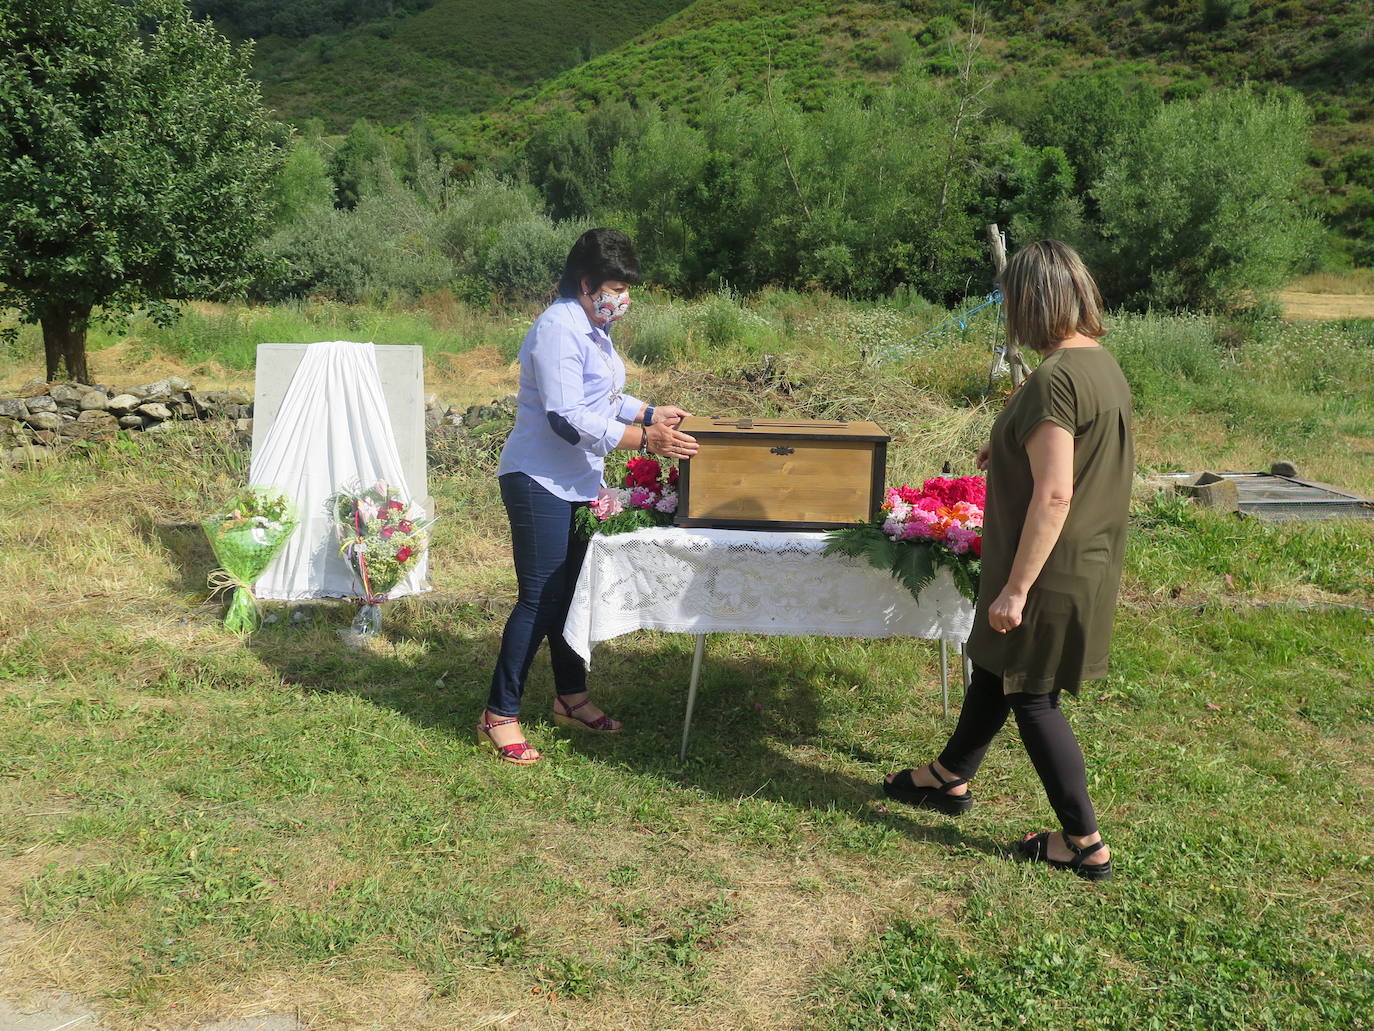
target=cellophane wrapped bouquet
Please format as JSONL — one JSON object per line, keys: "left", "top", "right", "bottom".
{"left": 574, "top": 455, "right": 679, "bottom": 538}
{"left": 203, "top": 488, "right": 298, "bottom": 633}
{"left": 332, "top": 480, "right": 432, "bottom": 640}
{"left": 824, "top": 476, "right": 985, "bottom": 602}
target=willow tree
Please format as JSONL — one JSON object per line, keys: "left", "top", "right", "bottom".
{"left": 0, "top": 0, "right": 282, "bottom": 383}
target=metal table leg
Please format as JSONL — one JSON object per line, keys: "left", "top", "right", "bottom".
{"left": 961, "top": 644, "right": 971, "bottom": 696}
{"left": 679, "top": 634, "right": 707, "bottom": 762}
{"left": 939, "top": 639, "right": 950, "bottom": 719}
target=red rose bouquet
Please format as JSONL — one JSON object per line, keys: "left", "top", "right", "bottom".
{"left": 824, "top": 476, "right": 985, "bottom": 601}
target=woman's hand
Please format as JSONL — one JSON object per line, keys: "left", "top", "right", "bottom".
{"left": 649, "top": 405, "right": 691, "bottom": 427}
{"left": 987, "top": 587, "right": 1025, "bottom": 634}
{"left": 976, "top": 444, "right": 991, "bottom": 471}
{"left": 647, "top": 420, "right": 698, "bottom": 459}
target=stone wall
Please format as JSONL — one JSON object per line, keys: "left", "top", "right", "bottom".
{"left": 2, "top": 377, "right": 518, "bottom": 470}
{"left": 1, "top": 377, "right": 253, "bottom": 468}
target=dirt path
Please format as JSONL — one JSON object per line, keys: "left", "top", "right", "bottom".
{"left": 1279, "top": 290, "right": 1374, "bottom": 321}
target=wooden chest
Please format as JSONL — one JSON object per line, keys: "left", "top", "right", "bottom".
{"left": 675, "top": 417, "right": 889, "bottom": 530}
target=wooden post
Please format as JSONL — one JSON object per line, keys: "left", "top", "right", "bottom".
{"left": 986, "top": 224, "right": 1027, "bottom": 388}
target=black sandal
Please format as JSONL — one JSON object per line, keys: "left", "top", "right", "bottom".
{"left": 881, "top": 763, "right": 974, "bottom": 815}
{"left": 1017, "top": 831, "right": 1113, "bottom": 882}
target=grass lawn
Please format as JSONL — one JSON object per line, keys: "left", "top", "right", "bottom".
{"left": 1, "top": 304, "right": 1372, "bottom": 1029}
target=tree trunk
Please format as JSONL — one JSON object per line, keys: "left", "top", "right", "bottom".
{"left": 39, "top": 303, "right": 93, "bottom": 384}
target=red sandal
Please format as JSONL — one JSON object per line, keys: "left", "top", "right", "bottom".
{"left": 552, "top": 696, "right": 622, "bottom": 733}
{"left": 476, "top": 713, "right": 541, "bottom": 765}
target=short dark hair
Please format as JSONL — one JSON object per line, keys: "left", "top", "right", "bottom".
{"left": 557, "top": 228, "right": 641, "bottom": 298}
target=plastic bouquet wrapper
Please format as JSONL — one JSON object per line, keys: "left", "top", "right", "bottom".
{"left": 824, "top": 476, "right": 985, "bottom": 602}
{"left": 203, "top": 488, "right": 298, "bottom": 633}
{"left": 331, "top": 479, "right": 433, "bottom": 644}
{"left": 574, "top": 455, "right": 679, "bottom": 539}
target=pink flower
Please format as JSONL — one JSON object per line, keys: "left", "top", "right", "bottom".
{"left": 904, "top": 518, "right": 935, "bottom": 540}
{"left": 915, "top": 496, "right": 941, "bottom": 513}
{"left": 655, "top": 493, "right": 678, "bottom": 514}
{"left": 589, "top": 488, "right": 623, "bottom": 521}
{"left": 381, "top": 525, "right": 395, "bottom": 539}
{"left": 629, "top": 486, "right": 654, "bottom": 510}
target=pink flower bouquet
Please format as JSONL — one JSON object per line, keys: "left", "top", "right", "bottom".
{"left": 575, "top": 456, "right": 680, "bottom": 538}
{"left": 825, "top": 476, "right": 985, "bottom": 601}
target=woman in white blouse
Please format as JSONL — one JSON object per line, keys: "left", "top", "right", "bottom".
{"left": 478, "top": 228, "right": 699, "bottom": 765}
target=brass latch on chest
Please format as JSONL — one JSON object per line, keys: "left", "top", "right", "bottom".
{"left": 770, "top": 446, "right": 795, "bottom": 456}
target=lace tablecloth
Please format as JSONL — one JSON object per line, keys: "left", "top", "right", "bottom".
{"left": 563, "top": 526, "right": 975, "bottom": 665}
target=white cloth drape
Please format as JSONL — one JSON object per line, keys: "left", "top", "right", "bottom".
{"left": 563, "top": 527, "right": 973, "bottom": 666}
{"left": 249, "top": 340, "right": 429, "bottom": 601}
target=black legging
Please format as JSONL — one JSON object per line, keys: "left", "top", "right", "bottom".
{"left": 938, "top": 664, "right": 1098, "bottom": 836}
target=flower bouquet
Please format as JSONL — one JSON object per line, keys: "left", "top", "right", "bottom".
{"left": 823, "top": 476, "right": 985, "bottom": 602}
{"left": 203, "top": 488, "right": 298, "bottom": 633}
{"left": 574, "top": 455, "right": 679, "bottom": 538}
{"left": 331, "top": 480, "right": 433, "bottom": 641}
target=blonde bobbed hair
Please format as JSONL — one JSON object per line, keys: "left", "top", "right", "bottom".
{"left": 1001, "top": 240, "right": 1106, "bottom": 355}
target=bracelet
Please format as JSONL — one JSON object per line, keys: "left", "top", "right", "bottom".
{"left": 639, "top": 427, "right": 649, "bottom": 454}
{"left": 644, "top": 404, "right": 656, "bottom": 427}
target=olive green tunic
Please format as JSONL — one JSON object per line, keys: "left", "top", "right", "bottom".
{"left": 966, "top": 346, "right": 1134, "bottom": 695}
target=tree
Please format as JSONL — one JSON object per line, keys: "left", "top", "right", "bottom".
{"left": 1094, "top": 88, "right": 1319, "bottom": 312}
{"left": 0, "top": 0, "right": 283, "bottom": 383}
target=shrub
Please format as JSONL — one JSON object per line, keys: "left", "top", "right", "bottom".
{"left": 1094, "top": 87, "right": 1320, "bottom": 313}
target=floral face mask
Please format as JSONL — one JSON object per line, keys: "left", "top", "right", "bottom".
{"left": 591, "top": 288, "right": 631, "bottom": 326}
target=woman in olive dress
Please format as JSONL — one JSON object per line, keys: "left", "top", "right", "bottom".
{"left": 883, "top": 240, "right": 1134, "bottom": 881}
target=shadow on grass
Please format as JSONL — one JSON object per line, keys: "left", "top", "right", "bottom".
{"left": 242, "top": 598, "right": 1004, "bottom": 859}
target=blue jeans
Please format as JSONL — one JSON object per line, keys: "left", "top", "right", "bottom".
{"left": 486, "top": 472, "right": 590, "bottom": 717}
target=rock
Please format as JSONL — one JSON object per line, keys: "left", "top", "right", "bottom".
{"left": 170, "top": 401, "right": 196, "bottom": 419}
{"left": 167, "top": 375, "right": 193, "bottom": 392}
{"left": 106, "top": 393, "right": 141, "bottom": 415}
{"left": 0, "top": 397, "right": 29, "bottom": 419}
{"left": 49, "top": 383, "right": 88, "bottom": 404}
{"left": 144, "top": 420, "right": 176, "bottom": 434}
{"left": 140, "top": 379, "right": 172, "bottom": 398}
{"left": 1181, "top": 472, "right": 1240, "bottom": 513}
{"left": 118, "top": 414, "right": 149, "bottom": 430}
{"left": 444, "top": 414, "right": 464, "bottom": 428}
{"left": 234, "top": 418, "right": 254, "bottom": 433}
{"left": 17, "top": 378, "right": 48, "bottom": 396}
{"left": 77, "top": 409, "right": 118, "bottom": 427}
{"left": 64, "top": 419, "right": 116, "bottom": 442}
{"left": 5, "top": 444, "right": 54, "bottom": 468}
{"left": 32, "top": 429, "right": 59, "bottom": 446}
{"left": 79, "top": 390, "right": 110, "bottom": 411}
{"left": 25, "top": 412, "right": 62, "bottom": 431}
{"left": 138, "top": 402, "right": 173, "bottom": 420}
{"left": 424, "top": 392, "right": 439, "bottom": 410}
{"left": 222, "top": 388, "right": 251, "bottom": 405}
{"left": 1270, "top": 461, "right": 1300, "bottom": 478}
{"left": 25, "top": 395, "right": 57, "bottom": 414}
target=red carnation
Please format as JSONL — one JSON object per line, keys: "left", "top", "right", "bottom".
{"left": 668, "top": 466, "right": 679, "bottom": 487}
{"left": 625, "top": 456, "right": 662, "bottom": 488}
{"left": 396, "top": 545, "right": 413, "bottom": 563}
{"left": 971, "top": 535, "right": 982, "bottom": 558}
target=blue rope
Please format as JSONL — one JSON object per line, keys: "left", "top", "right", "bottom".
{"left": 879, "top": 289, "right": 1003, "bottom": 360}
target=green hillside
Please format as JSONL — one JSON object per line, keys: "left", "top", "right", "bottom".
{"left": 460, "top": 0, "right": 1371, "bottom": 143}
{"left": 243, "top": 0, "right": 693, "bottom": 128}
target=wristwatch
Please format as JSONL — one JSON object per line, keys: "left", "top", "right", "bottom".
{"left": 644, "top": 404, "right": 656, "bottom": 427}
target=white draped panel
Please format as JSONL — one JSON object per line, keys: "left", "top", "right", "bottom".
{"left": 563, "top": 526, "right": 973, "bottom": 666}
{"left": 248, "top": 340, "right": 429, "bottom": 601}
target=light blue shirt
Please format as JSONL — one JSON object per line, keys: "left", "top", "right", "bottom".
{"left": 498, "top": 297, "right": 645, "bottom": 502}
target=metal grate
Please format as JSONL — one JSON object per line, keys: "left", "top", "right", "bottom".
{"left": 1158, "top": 472, "right": 1374, "bottom": 522}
